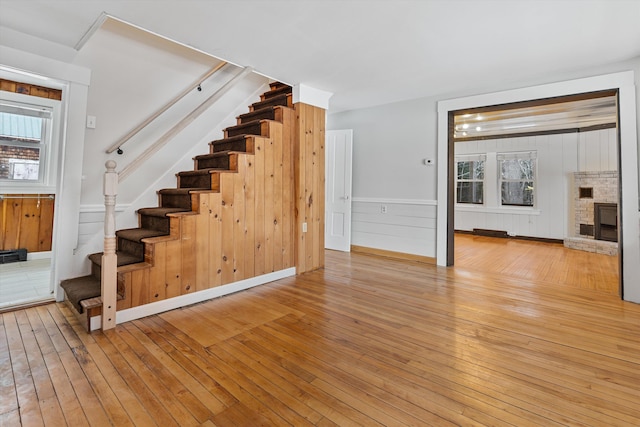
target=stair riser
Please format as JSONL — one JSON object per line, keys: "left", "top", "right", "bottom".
{"left": 211, "top": 138, "right": 254, "bottom": 153}
{"left": 91, "top": 263, "right": 101, "bottom": 281}
{"left": 140, "top": 215, "right": 170, "bottom": 233}
{"left": 196, "top": 155, "right": 231, "bottom": 170}
{"left": 238, "top": 108, "right": 277, "bottom": 124}
{"left": 261, "top": 85, "right": 292, "bottom": 100}
{"left": 178, "top": 173, "right": 220, "bottom": 190}
{"left": 225, "top": 121, "right": 264, "bottom": 138}
{"left": 251, "top": 94, "right": 291, "bottom": 111}
{"left": 117, "top": 238, "right": 144, "bottom": 262}
{"left": 160, "top": 193, "right": 193, "bottom": 209}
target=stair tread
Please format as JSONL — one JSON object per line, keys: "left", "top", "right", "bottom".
{"left": 60, "top": 275, "right": 100, "bottom": 313}
{"left": 252, "top": 93, "right": 289, "bottom": 110}
{"left": 158, "top": 187, "right": 207, "bottom": 195}
{"left": 88, "top": 251, "right": 144, "bottom": 267}
{"left": 116, "top": 227, "right": 168, "bottom": 242}
{"left": 177, "top": 168, "right": 227, "bottom": 176}
{"left": 194, "top": 151, "right": 232, "bottom": 160}
{"left": 226, "top": 119, "right": 262, "bottom": 129}
{"left": 262, "top": 84, "right": 292, "bottom": 99}
{"left": 137, "top": 207, "right": 189, "bottom": 217}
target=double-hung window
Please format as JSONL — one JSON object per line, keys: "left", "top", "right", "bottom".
{"left": 498, "top": 151, "right": 536, "bottom": 207}
{"left": 456, "top": 155, "right": 485, "bottom": 204}
{"left": 0, "top": 94, "right": 58, "bottom": 190}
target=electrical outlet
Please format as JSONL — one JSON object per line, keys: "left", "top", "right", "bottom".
{"left": 381, "top": 205, "right": 387, "bottom": 214}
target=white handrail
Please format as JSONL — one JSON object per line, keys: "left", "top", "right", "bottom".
{"left": 118, "top": 66, "right": 254, "bottom": 181}
{"left": 105, "top": 61, "right": 228, "bottom": 154}
{"left": 101, "top": 160, "right": 118, "bottom": 331}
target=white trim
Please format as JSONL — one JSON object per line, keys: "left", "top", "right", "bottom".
{"left": 80, "top": 204, "right": 130, "bottom": 213}
{"left": 293, "top": 84, "right": 333, "bottom": 110}
{"left": 352, "top": 197, "right": 437, "bottom": 206}
{"left": 0, "top": 46, "right": 91, "bottom": 86}
{"left": 27, "top": 251, "right": 52, "bottom": 260}
{"left": 87, "top": 267, "right": 296, "bottom": 330}
{"left": 455, "top": 205, "right": 541, "bottom": 215}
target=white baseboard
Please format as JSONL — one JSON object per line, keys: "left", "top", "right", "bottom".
{"left": 88, "top": 267, "right": 296, "bottom": 331}
{"left": 27, "top": 251, "right": 51, "bottom": 260}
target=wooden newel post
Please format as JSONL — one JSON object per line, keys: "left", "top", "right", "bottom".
{"left": 101, "top": 160, "right": 118, "bottom": 330}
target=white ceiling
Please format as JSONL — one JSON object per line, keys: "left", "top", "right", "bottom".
{"left": 1, "top": 0, "right": 639, "bottom": 112}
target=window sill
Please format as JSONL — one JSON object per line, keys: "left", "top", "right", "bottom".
{"left": 455, "top": 204, "right": 540, "bottom": 215}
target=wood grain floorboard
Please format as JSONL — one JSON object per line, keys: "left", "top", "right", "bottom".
{"left": 1, "top": 242, "right": 638, "bottom": 426}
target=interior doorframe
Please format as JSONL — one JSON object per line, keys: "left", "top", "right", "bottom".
{"left": 436, "top": 71, "right": 640, "bottom": 303}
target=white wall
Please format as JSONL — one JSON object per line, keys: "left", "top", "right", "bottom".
{"left": 327, "top": 97, "right": 439, "bottom": 257}
{"left": 329, "top": 58, "right": 640, "bottom": 303}
{"left": 454, "top": 128, "right": 617, "bottom": 240}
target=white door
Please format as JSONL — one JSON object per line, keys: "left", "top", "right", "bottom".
{"left": 325, "top": 130, "right": 353, "bottom": 251}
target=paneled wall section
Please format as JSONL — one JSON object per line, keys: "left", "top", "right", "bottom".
{"left": 0, "top": 194, "right": 54, "bottom": 252}
{"left": 454, "top": 128, "right": 617, "bottom": 239}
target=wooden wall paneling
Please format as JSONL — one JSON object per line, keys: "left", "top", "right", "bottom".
{"left": 195, "top": 194, "right": 211, "bottom": 291}
{"left": 243, "top": 149, "right": 256, "bottom": 279}
{"left": 304, "top": 104, "right": 315, "bottom": 271}
{"left": 37, "top": 196, "right": 54, "bottom": 252}
{"left": 273, "top": 122, "right": 284, "bottom": 272}
{"left": 3, "top": 198, "right": 22, "bottom": 250}
{"left": 18, "top": 197, "right": 40, "bottom": 252}
{"left": 180, "top": 215, "right": 196, "bottom": 294}
{"left": 233, "top": 165, "right": 246, "bottom": 282}
{"left": 129, "top": 269, "right": 149, "bottom": 307}
{"left": 220, "top": 173, "right": 235, "bottom": 284}
{"left": 208, "top": 192, "right": 223, "bottom": 288}
{"left": 294, "top": 103, "right": 326, "bottom": 274}
{"left": 281, "top": 109, "right": 296, "bottom": 269}
{"left": 148, "top": 242, "right": 167, "bottom": 303}
{"left": 294, "top": 104, "right": 307, "bottom": 273}
{"left": 314, "top": 107, "right": 326, "bottom": 269}
{"left": 164, "top": 239, "right": 182, "bottom": 298}
{"left": 264, "top": 129, "right": 276, "bottom": 273}
{"left": 254, "top": 137, "right": 266, "bottom": 275}
{"left": 116, "top": 273, "right": 131, "bottom": 310}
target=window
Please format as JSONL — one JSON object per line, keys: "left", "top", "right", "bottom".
{"left": 456, "top": 155, "right": 485, "bottom": 204}
{"left": 498, "top": 152, "right": 536, "bottom": 207}
{"left": 0, "top": 93, "right": 59, "bottom": 190}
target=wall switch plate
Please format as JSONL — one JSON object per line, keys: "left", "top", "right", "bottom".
{"left": 87, "top": 115, "right": 97, "bottom": 129}
{"left": 302, "top": 222, "right": 307, "bottom": 232}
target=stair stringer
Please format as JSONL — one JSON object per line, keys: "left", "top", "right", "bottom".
{"left": 102, "top": 110, "right": 296, "bottom": 326}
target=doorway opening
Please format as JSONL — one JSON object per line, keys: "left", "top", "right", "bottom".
{"left": 447, "top": 89, "right": 623, "bottom": 296}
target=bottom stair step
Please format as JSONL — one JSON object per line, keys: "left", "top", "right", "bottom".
{"left": 60, "top": 275, "right": 101, "bottom": 314}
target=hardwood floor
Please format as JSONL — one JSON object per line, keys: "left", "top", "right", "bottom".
{"left": 2, "top": 249, "right": 639, "bottom": 426}
{"left": 454, "top": 233, "right": 620, "bottom": 295}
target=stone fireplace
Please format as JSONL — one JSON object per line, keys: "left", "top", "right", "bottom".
{"left": 564, "top": 171, "right": 618, "bottom": 255}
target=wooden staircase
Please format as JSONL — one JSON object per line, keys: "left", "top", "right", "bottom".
{"left": 61, "top": 82, "right": 297, "bottom": 330}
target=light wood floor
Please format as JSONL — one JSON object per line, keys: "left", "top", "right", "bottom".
{"left": 455, "top": 234, "right": 620, "bottom": 295}
{"left": 2, "top": 248, "right": 639, "bottom": 426}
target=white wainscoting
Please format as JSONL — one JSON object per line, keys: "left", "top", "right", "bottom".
{"left": 78, "top": 204, "right": 131, "bottom": 247}
{"left": 454, "top": 128, "right": 617, "bottom": 240}
{"left": 351, "top": 198, "right": 437, "bottom": 257}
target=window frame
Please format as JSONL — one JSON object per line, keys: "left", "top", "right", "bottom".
{"left": 455, "top": 154, "right": 486, "bottom": 205}
{"left": 0, "top": 92, "right": 61, "bottom": 193}
{"left": 497, "top": 151, "right": 537, "bottom": 208}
